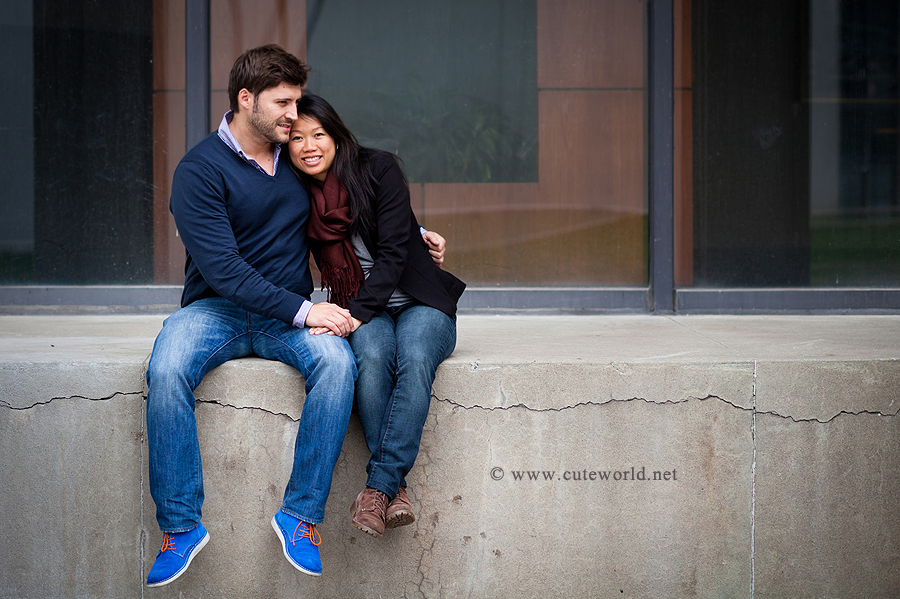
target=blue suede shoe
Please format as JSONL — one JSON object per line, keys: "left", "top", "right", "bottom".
{"left": 271, "top": 510, "right": 322, "bottom": 576}
{"left": 146, "top": 523, "right": 210, "bottom": 587}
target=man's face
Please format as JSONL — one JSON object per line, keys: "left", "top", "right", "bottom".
{"left": 246, "top": 82, "right": 303, "bottom": 145}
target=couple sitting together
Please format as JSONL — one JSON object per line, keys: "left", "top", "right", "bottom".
{"left": 144, "top": 44, "right": 465, "bottom": 587}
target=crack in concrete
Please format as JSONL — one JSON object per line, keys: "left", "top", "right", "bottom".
{"left": 0, "top": 392, "right": 306, "bottom": 422}
{"left": 432, "top": 393, "right": 899, "bottom": 424}
{"left": 0, "top": 391, "right": 143, "bottom": 410}
{"left": 413, "top": 531, "right": 436, "bottom": 599}
{"left": 750, "top": 362, "right": 758, "bottom": 599}
{"left": 9, "top": 389, "right": 892, "bottom": 428}
{"left": 434, "top": 395, "right": 692, "bottom": 413}
{"left": 197, "top": 398, "right": 301, "bottom": 422}
{"left": 0, "top": 388, "right": 150, "bottom": 595}
{"left": 12, "top": 385, "right": 890, "bottom": 429}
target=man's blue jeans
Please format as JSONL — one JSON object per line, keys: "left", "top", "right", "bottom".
{"left": 348, "top": 304, "right": 456, "bottom": 498}
{"left": 146, "top": 297, "right": 357, "bottom": 532}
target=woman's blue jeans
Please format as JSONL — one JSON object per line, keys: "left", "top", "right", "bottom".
{"left": 145, "top": 297, "right": 357, "bottom": 532}
{"left": 348, "top": 304, "right": 457, "bottom": 498}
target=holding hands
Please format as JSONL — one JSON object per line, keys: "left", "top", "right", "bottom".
{"left": 308, "top": 229, "right": 447, "bottom": 337}
{"left": 306, "top": 302, "right": 355, "bottom": 336}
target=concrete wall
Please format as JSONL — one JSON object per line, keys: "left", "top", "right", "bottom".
{"left": 1, "top": 314, "right": 899, "bottom": 598}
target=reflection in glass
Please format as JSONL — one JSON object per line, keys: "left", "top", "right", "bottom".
{"left": 692, "top": 0, "right": 900, "bottom": 288}
{"left": 809, "top": 0, "right": 900, "bottom": 286}
{"left": 305, "top": 0, "right": 537, "bottom": 184}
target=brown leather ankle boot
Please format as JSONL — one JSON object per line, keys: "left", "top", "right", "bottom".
{"left": 350, "top": 487, "right": 388, "bottom": 537}
{"left": 385, "top": 486, "right": 415, "bottom": 529}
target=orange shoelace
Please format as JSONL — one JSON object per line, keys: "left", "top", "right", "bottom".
{"left": 159, "top": 533, "right": 177, "bottom": 552}
{"left": 291, "top": 521, "right": 321, "bottom": 547}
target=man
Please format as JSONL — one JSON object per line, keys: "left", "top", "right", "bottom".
{"left": 144, "top": 44, "right": 358, "bottom": 586}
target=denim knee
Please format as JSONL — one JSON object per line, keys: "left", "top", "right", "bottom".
{"left": 349, "top": 316, "right": 395, "bottom": 363}
{"left": 309, "top": 337, "right": 358, "bottom": 385}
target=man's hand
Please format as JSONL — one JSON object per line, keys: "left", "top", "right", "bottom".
{"left": 306, "top": 302, "right": 354, "bottom": 337}
{"left": 423, "top": 230, "right": 446, "bottom": 267}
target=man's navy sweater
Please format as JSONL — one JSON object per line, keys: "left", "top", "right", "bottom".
{"left": 170, "top": 132, "right": 312, "bottom": 325}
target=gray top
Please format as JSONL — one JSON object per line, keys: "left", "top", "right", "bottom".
{"left": 351, "top": 232, "right": 414, "bottom": 310}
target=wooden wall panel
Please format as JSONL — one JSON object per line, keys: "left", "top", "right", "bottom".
{"left": 152, "top": 0, "right": 186, "bottom": 283}
{"left": 419, "top": 89, "right": 647, "bottom": 286}
{"left": 537, "top": 0, "right": 644, "bottom": 89}
{"left": 420, "top": 180, "right": 645, "bottom": 286}
{"left": 152, "top": 92, "right": 186, "bottom": 283}
{"left": 674, "top": 89, "right": 693, "bottom": 285}
{"left": 675, "top": 0, "right": 692, "bottom": 89}
{"left": 538, "top": 90, "right": 645, "bottom": 213}
{"left": 210, "top": 0, "right": 308, "bottom": 92}
{"left": 152, "top": 0, "right": 184, "bottom": 91}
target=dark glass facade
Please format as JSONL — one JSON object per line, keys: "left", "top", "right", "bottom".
{"left": 693, "top": 0, "right": 900, "bottom": 288}
{"left": 1, "top": 0, "right": 897, "bottom": 310}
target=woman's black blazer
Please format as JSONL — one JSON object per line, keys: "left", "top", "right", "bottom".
{"left": 346, "top": 151, "right": 466, "bottom": 323}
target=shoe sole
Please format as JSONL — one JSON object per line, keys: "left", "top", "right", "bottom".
{"left": 385, "top": 510, "right": 415, "bottom": 529}
{"left": 146, "top": 530, "right": 210, "bottom": 588}
{"left": 349, "top": 500, "right": 383, "bottom": 538}
{"left": 270, "top": 516, "right": 322, "bottom": 577}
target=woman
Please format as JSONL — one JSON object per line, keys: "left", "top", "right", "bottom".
{"left": 288, "top": 94, "right": 466, "bottom": 538}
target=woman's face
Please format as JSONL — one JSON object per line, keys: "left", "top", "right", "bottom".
{"left": 288, "top": 116, "right": 336, "bottom": 181}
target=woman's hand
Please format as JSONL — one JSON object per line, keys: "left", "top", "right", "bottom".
{"left": 309, "top": 315, "right": 364, "bottom": 336}
{"left": 423, "top": 230, "right": 446, "bottom": 267}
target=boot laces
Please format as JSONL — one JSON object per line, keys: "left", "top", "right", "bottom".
{"left": 159, "top": 533, "right": 177, "bottom": 552}
{"left": 372, "top": 490, "right": 388, "bottom": 513}
{"left": 360, "top": 488, "right": 387, "bottom": 514}
{"left": 291, "top": 521, "right": 321, "bottom": 547}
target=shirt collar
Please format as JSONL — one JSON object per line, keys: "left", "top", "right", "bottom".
{"left": 217, "top": 111, "right": 282, "bottom": 175}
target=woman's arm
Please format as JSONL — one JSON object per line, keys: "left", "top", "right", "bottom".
{"left": 347, "top": 154, "right": 413, "bottom": 323}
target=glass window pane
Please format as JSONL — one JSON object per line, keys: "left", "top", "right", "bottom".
{"left": 809, "top": 0, "right": 900, "bottom": 286}
{"left": 306, "top": 0, "right": 648, "bottom": 287}
{"left": 307, "top": 1, "right": 538, "bottom": 184}
{"left": 690, "top": 0, "right": 900, "bottom": 288}
{"left": 0, "top": 4, "right": 35, "bottom": 283}
{"left": 1, "top": 0, "right": 155, "bottom": 285}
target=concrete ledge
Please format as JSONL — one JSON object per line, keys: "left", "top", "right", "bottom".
{"left": 1, "top": 315, "right": 899, "bottom": 598}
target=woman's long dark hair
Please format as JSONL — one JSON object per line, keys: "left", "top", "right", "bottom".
{"left": 294, "top": 93, "right": 394, "bottom": 233}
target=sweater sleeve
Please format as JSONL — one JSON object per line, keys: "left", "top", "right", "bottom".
{"left": 171, "top": 158, "right": 307, "bottom": 324}
{"left": 347, "top": 155, "right": 412, "bottom": 322}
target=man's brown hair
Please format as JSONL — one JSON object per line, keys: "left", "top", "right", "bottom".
{"left": 227, "top": 44, "right": 310, "bottom": 112}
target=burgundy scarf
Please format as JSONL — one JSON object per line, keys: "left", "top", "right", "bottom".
{"left": 307, "top": 170, "right": 364, "bottom": 308}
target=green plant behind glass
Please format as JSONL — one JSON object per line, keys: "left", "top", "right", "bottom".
{"left": 347, "top": 75, "right": 535, "bottom": 183}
